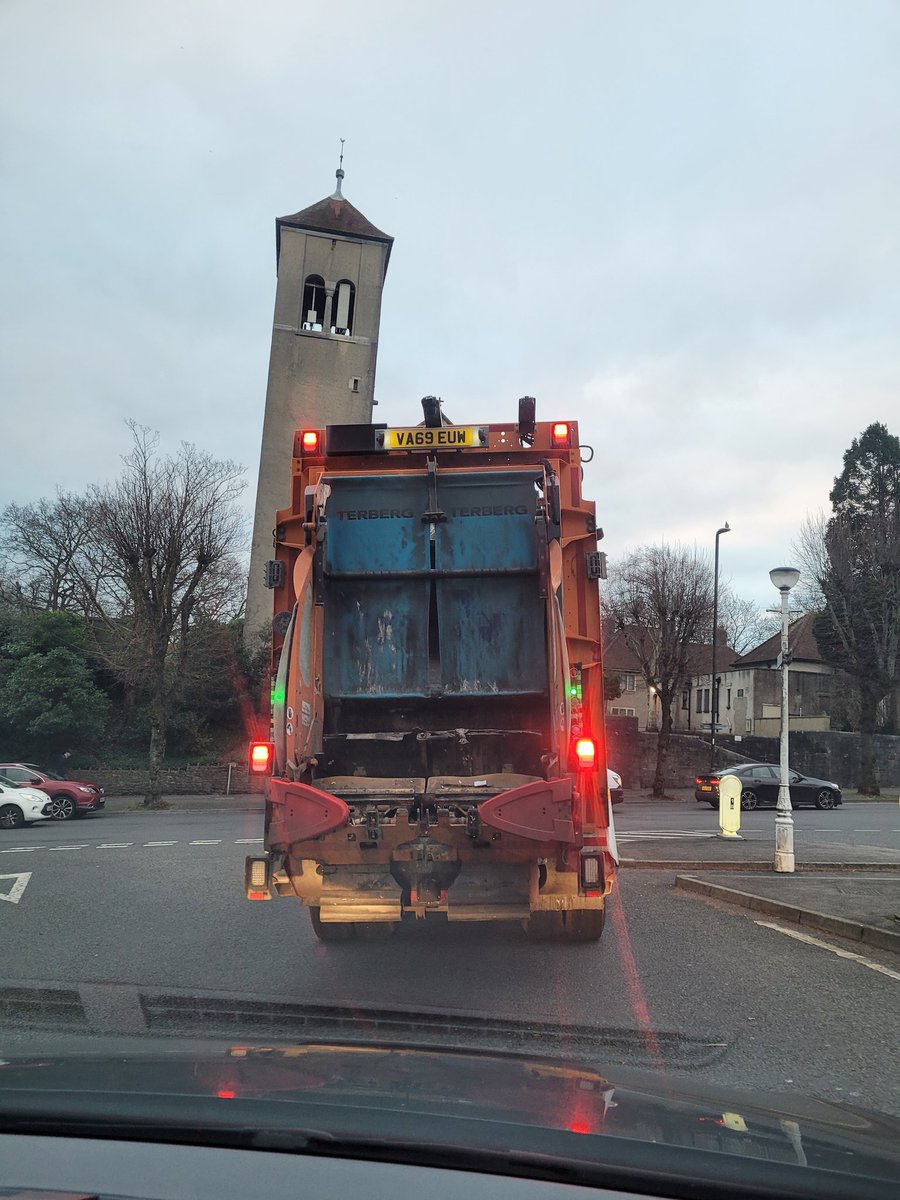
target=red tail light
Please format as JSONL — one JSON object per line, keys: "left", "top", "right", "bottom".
{"left": 551, "top": 422, "right": 571, "bottom": 448}
{"left": 249, "top": 741, "right": 275, "bottom": 774}
{"left": 300, "top": 430, "right": 320, "bottom": 453}
{"left": 575, "top": 737, "right": 597, "bottom": 769}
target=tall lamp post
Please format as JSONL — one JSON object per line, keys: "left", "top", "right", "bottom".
{"left": 769, "top": 566, "right": 800, "bottom": 873}
{"left": 710, "top": 522, "right": 730, "bottom": 770}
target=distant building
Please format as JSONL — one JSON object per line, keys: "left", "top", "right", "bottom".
{"left": 245, "top": 169, "right": 393, "bottom": 643}
{"left": 721, "top": 613, "right": 834, "bottom": 736}
{"left": 604, "top": 626, "right": 736, "bottom": 733}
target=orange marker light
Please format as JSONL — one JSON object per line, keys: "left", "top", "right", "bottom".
{"left": 249, "top": 741, "right": 274, "bottom": 774}
{"left": 301, "top": 430, "right": 319, "bottom": 452}
{"left": 217, "top": 1089, "right": 236, "bottom": 1099}
{"left": 575, "top": 738, "right": 597, "bottom": 769}
{"left": 551, "top": 422, "right": 571, "bottom": 447}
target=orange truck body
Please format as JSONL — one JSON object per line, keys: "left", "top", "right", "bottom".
{"left": 246, "top": 410, "right": 617, "bottom": 941}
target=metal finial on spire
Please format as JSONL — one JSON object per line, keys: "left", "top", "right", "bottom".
{"left": 332, "top": 138, "right": 346, "bottom": 199}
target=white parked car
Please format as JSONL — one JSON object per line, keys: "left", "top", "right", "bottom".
{"left": 0, "top": 779, "right": 53, "bottom": 829}
{"left": 608, "top": 769, "right": 624, "bottom": 805}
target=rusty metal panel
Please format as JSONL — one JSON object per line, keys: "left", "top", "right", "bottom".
{"left": 324, "top": 473, "right": 428, "bottom": 574}
{"left": 437, "top": 578, "right": 546, "bottom": 695}
{"left": 325, "top": 580, "right": 430, "bottom": 696}
{"left": 434, "top": 471, "right": 545, "bottom": 697}
{"left": 324, "top": 474, "right": 430, "bottom": 697}
{"left": 434, "top": 470, "right": 539, "bottom": 571}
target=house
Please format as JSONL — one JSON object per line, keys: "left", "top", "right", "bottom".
{"left": 604, "top": 626, "right": 737, "bottom": 733}
{"left": 719, "top": 613, "right": 834, "bottom": 736}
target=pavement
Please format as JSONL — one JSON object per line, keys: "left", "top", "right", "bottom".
{"left": 99, "top": 787, "right": 900, "bottom": 956}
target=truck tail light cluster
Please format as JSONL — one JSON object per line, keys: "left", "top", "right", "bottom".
{"left": 575, "top": 738, "right": 597, "bottom": 769}
{"left": 244, "top": 855, "right": 271, "bottom": 901}
{"left": 249, "top": 741, "right": 275, "bottom": 775}
{"left": 579, "top": 850, "right": 603, "bottom": 896}
{"left": 551, "top": 422, "right": 571, "bottom": 448}
{"left": 300, "top": 430, "right": 320, "bottom": 453}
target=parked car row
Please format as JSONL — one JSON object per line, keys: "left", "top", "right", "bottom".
{"left": 0, "top": 763, "right": 105, "bottom": 828}
{"left": 694, "top": 762, "right": 842, "bottom": 810}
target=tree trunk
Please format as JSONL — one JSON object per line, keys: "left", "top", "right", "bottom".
{"left": 652, "top": 700, "right": 673, "bottom": 797}
{"left": 145, "top": 687, "right": 168, "bottom": 807}
{"left": 857, "top": 682, "right": 880, "bottom": 796}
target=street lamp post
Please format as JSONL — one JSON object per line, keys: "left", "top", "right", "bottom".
{"left": 710, "top": 523, "right": 731, "bottom": 770}
{"left": 769, "top": 566, "right": 800, "bottom": 873}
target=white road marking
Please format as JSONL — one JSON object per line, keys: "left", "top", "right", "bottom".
{"left": 0, "top": 872, "right": 31, "bottom": 904}
{"left": 0, "top": 847, "right": 38, "bottom": 853}
{"left": 755, "top": 921, "right": 900, "bottom": 982}
{"left": 47, "top": 845, "right": 88, "bottom": 851}
{"left": 97, "top": 843, "right": 134, "bottom": 849}
{"left": 235, "top": 838, "right": 264, "bottom": 844}
{"left": 144, "top": 840, "right": 178, "bottom": 846}
{"left": 189, "top": 840, "right": 222, "bottom": 845}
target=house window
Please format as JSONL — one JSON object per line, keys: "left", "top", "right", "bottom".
{"left": 302, "top": 275, "right": 326, "bottom": 330}
{"left": 681, "top": 690, "right": 689, "bottom": 710}
{"left": 736, "top": 688, "right": 744, "bottom": 698}
{"left": 331, "top": 279, "right": 356, "bottom": 335}
{"left": 696, "top": 691, "right": 703, "bottom": 713}
{"left": 726, "top": 688, "right": 732, "bottom": 710}
{"left": 610, "top": 706, "right": 635, "bottom": 717}
{"left": 703, "top": 689, "right": 710, "bottom": 713}
{"left": 623, "top": 673, "right": 636, "bottom": 692}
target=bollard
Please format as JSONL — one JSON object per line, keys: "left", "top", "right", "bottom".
{"left": 717, "top": 773, "right": 743, "bottom": 839}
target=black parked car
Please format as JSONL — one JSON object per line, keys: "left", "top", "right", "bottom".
{"left": 694, "top": 762, "right": 842, "bottom": 810}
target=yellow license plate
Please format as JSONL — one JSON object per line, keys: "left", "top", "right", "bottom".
{"left": 380, "top": 426, "right": 486, "bottom": 451}
{"left": 700, "top": 784, "right": 712, "bottom": 791}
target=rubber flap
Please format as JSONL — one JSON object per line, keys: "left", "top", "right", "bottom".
{"left": 479, "top": 777, "right": 576, "bottom": 844}
{"left": 266, "top": 778, "right": 350, "bottom": 843}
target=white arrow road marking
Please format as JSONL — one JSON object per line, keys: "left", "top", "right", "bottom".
{"left": 0, "top": 872, "right": 31, "bottom": 904}
{"left": 755, "top": 921, "right": 900, "bottom": 982}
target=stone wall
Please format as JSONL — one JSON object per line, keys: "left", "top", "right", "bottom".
{"left": 722, "top": 731, "right": 900, "bottom": 788}
{"left": 90, "top": 763, "right": 252, "bottom": 796}
{"left": 606, "top": 717, "right": 900, "bottom": 791}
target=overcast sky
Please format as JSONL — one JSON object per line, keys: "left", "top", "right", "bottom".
{"left": 1, "top": 0, "right": 897, "bottom": 607}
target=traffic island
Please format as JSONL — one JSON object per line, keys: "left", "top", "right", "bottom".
{"left": 675, "top": 873, "right": 900, "bottom": 954}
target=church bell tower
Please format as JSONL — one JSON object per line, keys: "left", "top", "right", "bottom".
{"left": 245, "top": 169, "right": 393, "bottom": 641}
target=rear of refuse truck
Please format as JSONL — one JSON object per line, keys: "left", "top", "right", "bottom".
{"left": 245, "top": 397, "right": 618, "bottom": 941}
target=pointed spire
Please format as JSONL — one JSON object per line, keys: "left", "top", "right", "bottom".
{"left": 331, "top": 137, "right": 346, "bottom": 199}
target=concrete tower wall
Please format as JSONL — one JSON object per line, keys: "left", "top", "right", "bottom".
{"left": 245, "top": 199, "right": 391, "bottom": 645}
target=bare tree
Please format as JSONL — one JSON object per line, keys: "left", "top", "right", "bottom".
{"left": 0, "top": 492, "right": 103, "bottom": 614}
{"left": 85, "top": 424, "right": 247, "bottom": 805}
{"left": 605, "top": 544, "right": 714, "bottom": 796}
{"left": 716, "top": 588, "right": 779, "bottom": 656}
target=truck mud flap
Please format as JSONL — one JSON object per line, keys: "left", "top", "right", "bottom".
{"left": 267, "top": 778, "right": 350, "bottom": 843}
{"left": 479, "top": 777, "right": 576, "bottom": 844}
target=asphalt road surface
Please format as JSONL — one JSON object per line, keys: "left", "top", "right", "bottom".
{"left": 617, "top": 797, "right": 900, "bottom": 851}
{"left": 2, "top": 806, "right": 898, "bottom": 1117}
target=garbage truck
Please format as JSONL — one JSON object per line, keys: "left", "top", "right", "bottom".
{"left": 244, "top": 396, "right": 618, "bottom": 941}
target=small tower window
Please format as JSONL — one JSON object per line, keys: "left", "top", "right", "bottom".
{"left": 331, "top": 279, "right": 356, "bottom": 336}
{"left": 302, "top": 275, "right": 325, "bottom": 331}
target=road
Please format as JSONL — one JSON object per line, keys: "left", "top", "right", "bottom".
{"left": 617, "top": 796, "right": 900, "bottom": 851}
{"left": 2, "top": 804, "right": 899, "bottom": 1117}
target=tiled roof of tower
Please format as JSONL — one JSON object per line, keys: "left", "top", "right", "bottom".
{"left": 276, "top": 170, "right": 393, "bottom": 264}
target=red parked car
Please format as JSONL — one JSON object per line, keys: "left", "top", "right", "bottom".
{"left": 0, "top": 763, "right": 105, "bottom": 821}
